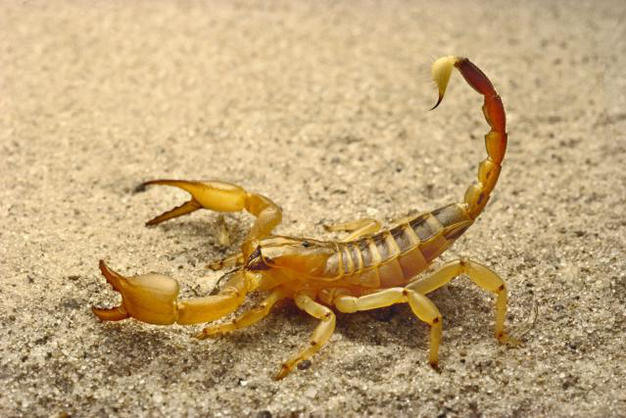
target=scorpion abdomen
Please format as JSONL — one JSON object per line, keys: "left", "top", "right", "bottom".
{"left": 325, "top": 203, "right": 473, "bottom": 288}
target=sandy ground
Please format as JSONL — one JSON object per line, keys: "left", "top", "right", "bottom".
{"left": 1, "top": 0, "right": 625, "bottom": 416}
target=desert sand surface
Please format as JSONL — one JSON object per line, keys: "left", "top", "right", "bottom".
{"left": 1, "top": 0, "right": 625, "bottom": 416}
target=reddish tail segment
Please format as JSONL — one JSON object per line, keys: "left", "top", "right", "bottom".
{"left": 432, "top": 57, "right": 507, "bottom": 219}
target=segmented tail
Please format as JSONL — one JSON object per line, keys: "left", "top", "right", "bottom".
{"left": 431, "top": 56, "right": 507, "bottom": 219}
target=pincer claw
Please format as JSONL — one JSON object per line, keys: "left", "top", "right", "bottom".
{"left": 93, "top": 260, "right": 180, "bottom": 325}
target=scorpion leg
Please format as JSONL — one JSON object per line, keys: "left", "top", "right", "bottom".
{"left": 207, "top": 252, "right": 243, "bottom": 270}
{"left": 324, "top": 218, "right": 381, "bottom": 241}
{"left": 406, "top": 258, "right": 517, "bottom": 345}
{"left": 274, "top": 293, "right": 336, "bottom": 380}
{"left": 334, "top": 288, "right": 442, "bottom": 367}
{"left": 141, "top": 179, "right": 282, "bottom": 257}
{"left": 93, "top": 261, "right": 258, "bottom": 325}
{"left": 195, "top": 288, "right": 285, "bottom": 339}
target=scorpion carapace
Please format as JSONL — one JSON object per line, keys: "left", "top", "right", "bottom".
{"left": 93, "top": 56, "right": 515, "bottom": 380}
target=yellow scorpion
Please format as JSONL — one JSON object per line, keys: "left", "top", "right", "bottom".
{"left": 94, "top": 56, "right": 515, "bottom": 379}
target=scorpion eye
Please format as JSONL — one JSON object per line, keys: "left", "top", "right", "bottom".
{"left": 302, "top": 241, "right": 311, "bottom": 248}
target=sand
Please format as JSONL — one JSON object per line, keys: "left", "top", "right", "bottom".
{"left": 1, "top": 0, "right": 624, "bottom": 416}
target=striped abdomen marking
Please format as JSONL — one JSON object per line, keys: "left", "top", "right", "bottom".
{"left": 333, "top": 203, "right": 473, "bottom": 288}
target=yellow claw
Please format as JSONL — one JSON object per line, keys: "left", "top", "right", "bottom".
{"left": 93, "top": 260, "right": 180, "bottom": 325}
{"left": 142, "top": 180, "right": 248, "bottom": 226}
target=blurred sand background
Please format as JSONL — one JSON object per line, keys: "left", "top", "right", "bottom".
{"left": 1, "top": 0, "right": 625, "bottom": 416}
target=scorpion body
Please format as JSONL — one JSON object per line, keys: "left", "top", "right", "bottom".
{"left": 94, "top": 56, "right": 514, "bottom": 379}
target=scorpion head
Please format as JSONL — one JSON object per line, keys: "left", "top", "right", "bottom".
{"left": 245, "top": 237, "right": 334, "bottom": 277}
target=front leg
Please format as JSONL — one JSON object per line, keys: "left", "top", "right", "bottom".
{"left": 274, "top": 293, "right": 336, "bottom": 380}
{"left": 207, "top": 252, "right": 243, "bottom": 271}
{"left": 195, "top": 288, "right": 285, "bottom": 339}
{"left": 93, "top": 261, "right": 257, "bottom": 325}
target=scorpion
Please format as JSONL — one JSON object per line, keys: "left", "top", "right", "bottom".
{"left": 93, "top": 56, "right": 517, "bottom": 379}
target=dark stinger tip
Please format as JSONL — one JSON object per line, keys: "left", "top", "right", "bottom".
{"left": 429, "top": 94, "right": 444, "bottom": 111}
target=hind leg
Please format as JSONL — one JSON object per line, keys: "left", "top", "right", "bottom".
{"left": 407, "top": 258, "right": 516, "bottom": 345}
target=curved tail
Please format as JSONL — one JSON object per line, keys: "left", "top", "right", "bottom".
{"left": 431, "top": 56, "right": 507, "bottom": 220}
